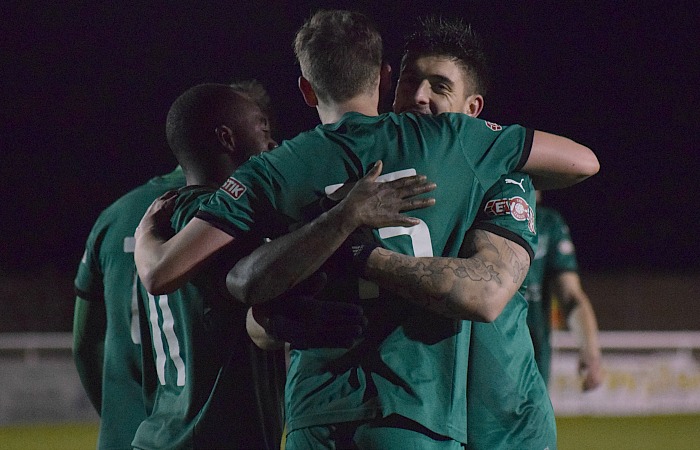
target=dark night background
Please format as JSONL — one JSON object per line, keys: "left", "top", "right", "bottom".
{"left": 2, "top": 1, "right": 699, "bottom": 279}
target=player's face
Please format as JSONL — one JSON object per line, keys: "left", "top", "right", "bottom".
{"left": 236, "top": 105, "right": 278, "bottom": 160}
{"left": 393, "top": 55, "right": 473, "bottom": 115}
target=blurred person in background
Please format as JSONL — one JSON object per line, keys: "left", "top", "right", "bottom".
{"left": 72, "top": 159, "right": 185, "bottom": 449}
{"left": 525, "top": 190, "right": 604, "bottom": 391}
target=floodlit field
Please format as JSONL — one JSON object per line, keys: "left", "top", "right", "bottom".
{"left": 1, "top": 415, "right": 699, "bottom": 449}
{"left": 557, "top": 415, "right": 700, "bottom": 450}
{"left": 0, "top": 423, "right": 99, "bottom": 450}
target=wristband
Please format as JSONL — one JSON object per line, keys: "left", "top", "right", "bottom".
{"left": 350, "top": 242, "right": 379, "bottom": 277}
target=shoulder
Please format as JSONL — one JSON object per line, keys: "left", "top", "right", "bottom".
{"left": 171, "top": 186, "right": 217, "bottom": 230}
{"left": 486, "top": 172, "right": 534, "bottom": 195}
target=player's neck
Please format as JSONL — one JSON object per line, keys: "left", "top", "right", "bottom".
{"left": 316, "top": 94, "right": 379, "bottom": 124}
{"left": 183, "top": 160, "right": 234, "bottom": 189}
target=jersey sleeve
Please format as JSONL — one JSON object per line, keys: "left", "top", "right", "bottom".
{"left": 546, "top": 211, "right": 579, "bottom": 273}
{"left": 472, "top": 172, "right": 537, "bottom": 261}
{"left": 74, "top": 218, "right": 106, "bottom": 302}
{"left": 196, "top": 157, "right": 274, "bottom": 239}
{"left": 170, "top": 186, "right": 216, "bottom": 232}
{"left": 450, "top": 115, "right": 534, "bottom": 191}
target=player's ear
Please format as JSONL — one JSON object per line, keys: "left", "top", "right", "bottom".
{"left": 298, "top": 76, "right": 318, "bottom": 107}
{"left": 216, "top": 125, "right": 236, "bottom": 151}
{"left": 464, "top": 94, "right": 484, "bottom": 118}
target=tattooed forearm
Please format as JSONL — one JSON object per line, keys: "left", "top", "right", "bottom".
{"left": 504, "top": 239, "right": 529, "bottom": 285}
{"left": 365, "top": 229, "right": 531, "bottom": 321}
{"left": 465, "top": 230, "right": 530, "bottom": 285}
{"left": 379, "top": 249, "right": 499, "bottom": 292}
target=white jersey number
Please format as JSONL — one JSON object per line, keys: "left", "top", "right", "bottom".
{"left": 147, "top": 293, "right": 186, "bottom": 386}
{"left": 325, "top": 169, "right": 434, "bottom": 299}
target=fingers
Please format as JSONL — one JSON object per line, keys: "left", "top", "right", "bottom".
{"left": 579, "top": 359, "right": 604, "bottom": 391}
{"left": 384, "top": 174, "right": 436, "bottom": 199}
{"left": 362, "top": 160, "right": 383, "bottom": 183}
{"left": 582, "top": 373, "right": 600, "bottom": 391}
{"left": 146, "top": 190, "right": 177, "bottom": 212}
{"left": 380, "top": 178, "right": 435, "bottom": 214}
{"left": 316, "top": 301, "right": 364, "bottom": 319}
{"left": 160, "top": 189, "right": 179, "bottom": 200}
{"left": 399, "top": 195, "right": 436, "bottom": 212}
{"left": 268, "top": 299, "right": 366, "bottom": 349}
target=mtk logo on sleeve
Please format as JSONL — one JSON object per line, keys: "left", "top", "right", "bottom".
{"left": 221, "top": 177, "right": 247, "bottom": 200}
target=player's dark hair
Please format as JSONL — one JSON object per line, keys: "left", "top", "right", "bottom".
{"left": 293, "top": 9, "right": 383, "bottom": 104}
{"left": 166, "top": 83, "right": 251, "bottom": 169}
{"left": 401, "top": 15, "right": 490, "bottom": 97}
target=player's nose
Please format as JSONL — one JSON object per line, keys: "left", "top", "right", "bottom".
{"left": 414, "top": 80, "right": 431, "bottom": 104}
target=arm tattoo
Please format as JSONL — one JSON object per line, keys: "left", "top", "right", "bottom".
{"left": 466, "top": 230, "right": 529, "bottom": 285}
{"left": 370, "top": 229, "right": 531, "bottom": 318}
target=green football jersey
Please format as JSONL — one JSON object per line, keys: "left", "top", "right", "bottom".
{"left": 524, "top": 206, "right": 579, "bottom": 385}
{"left": 132, "top": 186, "right": 286, "bottom": 450}
{"left": 467, "top": 173, "right": 557, "bottom": 450}
{"left": 73, "top": 167, "right": 185, "bottom": 449}
{"left": 197, "top": 111, "right": 533, "bottom": 444}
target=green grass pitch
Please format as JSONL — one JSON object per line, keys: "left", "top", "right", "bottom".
{"left": 556, "top": 414, "right": 700, "bottom": 449}
{"left": 1, "top": 415, "right": 699, "bottom": 449}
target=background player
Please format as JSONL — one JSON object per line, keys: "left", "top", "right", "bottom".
{"left": 73, "top": 80, "right": 278, "bottom": 449}
{"left": 73, "top": 163, "right": 185, "bottom": 449}
{"left": 525, "top": 190, "right": 604, "bottom": 390}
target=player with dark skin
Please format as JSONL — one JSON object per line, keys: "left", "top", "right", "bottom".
{"left": 135, "top": 82, "right": 286, "bottom": 449}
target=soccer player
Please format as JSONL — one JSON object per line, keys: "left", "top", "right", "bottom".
{"left": 73, "top": 79, "right": 315, "bottom": 449}
{"left": 135, "top": 9, "right": 598, "bottom": 448}
{"left": 73, "top": 167, "right": 185, "bottom": 449}
{"left": 129, "top": 82, "right": 283, "bottom": 449}
{"left": 132, "top": 82, "right": 381, "bottom": 449}
{"left": 393, "top": 16, "right": 557, "bottom": 448}
{"left": 525, "top": 190, "right": 604, "bottom": 390}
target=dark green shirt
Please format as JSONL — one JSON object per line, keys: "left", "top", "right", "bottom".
{"left": 467, "top": 173, "right": 557, "bottom": 449}
{"left": 524, "top": 206, "right": 579, "bottom": 385}
{"left": 74, "top": 167, "right": 185, "bottom": 449}
{"left": 132, "top": 186, "right": 286, "bottom": 450}
{"left": 198, "top": 111, "right": 533, "bottom": 444}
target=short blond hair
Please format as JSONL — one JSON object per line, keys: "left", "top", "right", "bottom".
{"left": 293, "top": 9, "right": 383, "bottom": 103}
